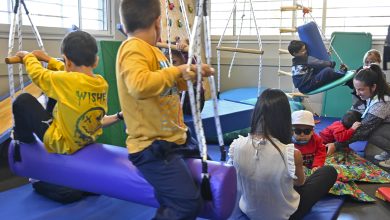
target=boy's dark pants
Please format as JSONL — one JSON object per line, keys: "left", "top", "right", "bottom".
{"left": 12, "top": 93, "right": 87, "bottom": 204}
{"left": 129, "top": 140, "right": 203, "bottom": 220}
{"left": 300, "top": 67, "right": 345, "bottom": 93}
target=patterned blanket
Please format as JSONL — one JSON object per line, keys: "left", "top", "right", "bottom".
{"left": 305, "top": 151, "right": 390, "bottom": 202}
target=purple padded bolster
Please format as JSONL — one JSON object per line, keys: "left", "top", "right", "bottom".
{"left": 298, "top": 21, "right": 330, "bottom": 61}
{"left": 8, "top": 140, "right": 237, "bottom": 220}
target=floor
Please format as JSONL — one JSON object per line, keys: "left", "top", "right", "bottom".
{"left": 1, "top": 138, "right": 389, "bottom": 219}
{"left": 337, "top": 143, "right": 390, "bottom": 220}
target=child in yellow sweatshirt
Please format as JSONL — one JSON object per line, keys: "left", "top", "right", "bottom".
{"left": 117, "top": 0, "right": 214, "bottom": 219}
{"left": 13, "top": 31, "right": 117, "bottom": 203}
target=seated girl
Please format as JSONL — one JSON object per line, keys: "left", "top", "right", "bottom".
{"left": 228, "top": 89, "right": 337, "bottom": 220}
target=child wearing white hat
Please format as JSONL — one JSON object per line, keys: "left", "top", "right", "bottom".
{"left": 292, "top": 110, "right": 327, "bottom": 169}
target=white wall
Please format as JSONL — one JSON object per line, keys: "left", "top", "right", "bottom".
{"left": 0, "top": 0, "right": 388, "bottom": 114}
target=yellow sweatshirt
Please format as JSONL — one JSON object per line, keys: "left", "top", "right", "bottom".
{"left": 116, "top": 37, "right": 188, "bottom": 154}
{"left": 23, "top": 54, "right": 108, "bottom": 154}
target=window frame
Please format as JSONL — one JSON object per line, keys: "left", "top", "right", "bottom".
{"left": 0, "top": 0, "right": 114, "bottom": 41}
{"left": 210, "top": 0, "right": 390, "bottom": 41}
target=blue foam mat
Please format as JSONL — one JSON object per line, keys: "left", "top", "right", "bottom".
{"left": 302, "top": 196, "right": 345, "bottom": 220}
{"left": 184, "top": 99, "right": 253, "bottom": 136}
{"left": 0, "top": 144, "right": 344, "bottom": 220}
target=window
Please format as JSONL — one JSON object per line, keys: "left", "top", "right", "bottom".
{"left": 326, "top": 0, "right": 390, "bottom": 38}
{"left": 211, "top": 0, "right": 390, "bottom": 38}
{"left": 0, "top": 0, "right": 108, "bottom": 32}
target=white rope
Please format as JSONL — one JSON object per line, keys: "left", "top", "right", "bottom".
{"left": 25, "top": 9, "right": 44, "bottom": 51}
{"left": 203, "top": 0, "right": 225, "bottom": 159}
{"left": 306, "top": 13, "right": 344, "bottom": 64}
{"left": 248, "top": 0, "right": 263, "bottom": 96}
{"left": 227, "top": 0, "right": 247, "bottom": 78}
{"left": 178, "top": 0, "right": 192, "bottom": 39}
{"left": 164, "top": 0, "right": 173, "bottom": 64}
{"left": 8, "top": 4, "right": 18, "bottom": 101}
{"left": 187, "top": 0, "right": 207, "bottom": 161}
{"left": 278, "top": 0, "right": 283, "bottom": 90}
{"left": 18, "top": 4, "right": 24, "bottom": 92}
{"left": 178, "top": 0, "right": 193, "bottom": 107}
{"left": 216, "top": 0, "right": 238, "bottom": 93}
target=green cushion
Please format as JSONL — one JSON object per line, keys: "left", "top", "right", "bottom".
{"left": 94, "top": 40, "right": 127, "bottom": 147}
{"left": 305, "top": 71, "right": 355, "bottom": 95}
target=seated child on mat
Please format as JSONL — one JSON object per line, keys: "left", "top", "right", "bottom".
{"left": 320, "top": 110, "right": 361, "bottom": 145}
{"left": 292, "top": 110, "right": 327, "bottom": 169}
{"left": 162, "top": 40, "right": 205, "bottom": 115}
{"left": 288, "top": 40, "right": 349, "bottom": 93}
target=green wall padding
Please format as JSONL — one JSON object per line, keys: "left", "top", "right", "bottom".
{"left": 94, "top": 40, "right": 127, "bottom": 147}
{"left": 322, "top": 32, "right": 372, "bottom": 117}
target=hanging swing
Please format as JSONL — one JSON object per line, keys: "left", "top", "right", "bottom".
{"left": 7, "top": 1, "right": 237, "bottom": 219}
{"left": 297, "top": 21, "right": 355, "bottom": 95}
{"left": 216, "top": 0, "right": 264, "bottom": 98}
{"left": 1, "top": 0, "right": 45, "bottom": 143}
{"left": 277, "top": 1, "right": 353, "bottom": 96}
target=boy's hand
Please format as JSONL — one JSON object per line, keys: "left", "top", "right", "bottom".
{"left": 182, "top": 70, "right": 196, "bottom": 81}
{"left": 339, "top": 63, "right": 348, "bottom": 72}
{"left": 15, "top": 51, "right": 30, "bottom": 59}
{"left": 31, "top": 50, "right": 51, "bottom": 63}
{"left": 351, "top": 122, "right": 361, "bottom": 130}
{"left": 178, "top": 64, "right": 215, "bottom": 80}
{"left": 326, "top": 143, "right": 336, "bottom": 155}
{"left": 175, "top": 42, "right": 188, "bottom": 51}
{"left": 188, "top": 64, "right": 214, "bottom": 77}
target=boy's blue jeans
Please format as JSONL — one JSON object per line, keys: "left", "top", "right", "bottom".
{"left": 129, "top": 139, "right": 203, "bottom": 220}
{"left": 299, "top": 67, "right": 345, "bottom": 93}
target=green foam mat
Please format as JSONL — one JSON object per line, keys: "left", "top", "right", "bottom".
{"left": 322, "top": 32, "right": 372, "bottom": 117}
{"left": 94, "top": 40, "right": 127, "bottom": 147}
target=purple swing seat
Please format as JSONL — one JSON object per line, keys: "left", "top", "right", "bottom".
{"left": 8, "top": 140, "right": 237, "bottom": 220}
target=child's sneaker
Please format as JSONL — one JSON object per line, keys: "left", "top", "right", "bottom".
{"left": 379, "top": 158, "right": 390, "bottom": 168}
{"left": 374, "top": 151, "right": 390, "bottom": 161}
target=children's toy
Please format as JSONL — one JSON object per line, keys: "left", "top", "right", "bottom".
{"left": 375, "top": 187, "right": 390, "bottom": 202}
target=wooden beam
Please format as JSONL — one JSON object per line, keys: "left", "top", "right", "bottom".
{"left": 279, "top": 27, "right": 297, "bottom": 33}
{"left": 278, "top": 49, "right": 290, "bottom": 55}
{"left": 216, "top": 46, "right": 264, "bottom": 55}
{"left": 278, "top": 70, "right": 292, "bottom": 76}
{"left": 156, "top": 42, "right": 189, "bottom": 52}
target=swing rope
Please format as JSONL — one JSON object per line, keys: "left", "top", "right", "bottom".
{"left": 216, "top": 0, "right": 264, "bottom": 97}
{"left": 163, "top": 0, "right": 173, "bottom": 64}
{"left": 186, "top": 0, "right": 214, "bottom": 200}
{"left": 203, "top": 0, "right": 226, "bottom": 161}
{"left": 305, "top": 11, "right": 344, "bottom": 64}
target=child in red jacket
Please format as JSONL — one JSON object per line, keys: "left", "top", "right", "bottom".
{"left": 319, "top": 110, "right": 362, "bottom": 144}
{"left": 292, "top": 110, "right": 326, "bottom": 169}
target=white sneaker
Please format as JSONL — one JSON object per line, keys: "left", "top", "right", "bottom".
{"left": 374, "top": 151, "right": 390, "bottom": 161}
{"left": 29, "top": 178, "right": 40, "bottom": 183}
{"left": 379, "top": 159, "right": 390, "bottom": 168}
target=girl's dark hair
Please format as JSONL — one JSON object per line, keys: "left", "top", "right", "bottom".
{"left": 60, "top": 31, "right": 97, "bottom": 67}
{"left": 120, "top": 0, "right": 161, "bottom": 33}
{"left": 354, "top": 64, "right": 390, "bottom": 101}
{"left": 250, "top": 89, "right": 292, "bottom": 158}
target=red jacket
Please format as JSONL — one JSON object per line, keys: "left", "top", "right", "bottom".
{"left": 319, "top": 121, "right": 355, "bottom": 144}
{"left": 294, "top": 133, "right": 326, "bottom": 168}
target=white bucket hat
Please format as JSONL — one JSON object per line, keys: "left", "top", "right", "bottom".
{"left": 292, "top": 110, "right": 315, "bottom": 126}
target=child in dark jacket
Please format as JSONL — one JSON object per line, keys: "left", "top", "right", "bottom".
{"left": 320, "top": 110, "right": 362, "bottom": 144}
{"left": 288, "top": 40, "right": 348, "bottom": 93}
